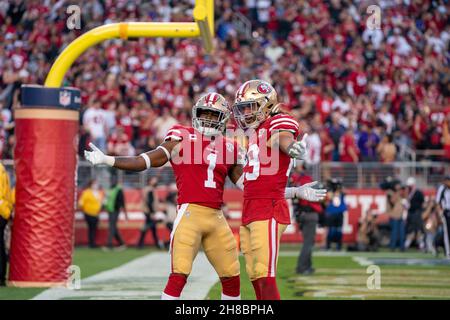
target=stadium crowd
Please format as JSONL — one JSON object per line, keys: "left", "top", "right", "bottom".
{"left": 0, "top": 0, "right": 449, "bottom": 164}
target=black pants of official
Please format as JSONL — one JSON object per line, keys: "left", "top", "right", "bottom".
{"left": 297, "top": 212, "right": 319, "bottom": 273}
{"left": 0, "top": 217, "right": 8, "bottom": 285}
{"left": 84, "top": 213, "right": 99, "bottom": 248}
{"left": 137, "top": 214, "right": 160, "bottom": 248}
{"left": 443, "top": 210, "right": 450, "bottom": 258}
{"left": 107, "top": 211, "right": 124, "bottom": 248}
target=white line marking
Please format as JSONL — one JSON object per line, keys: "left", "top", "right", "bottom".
{"left": 32, "top": 252, "right": 217, "bottom": 300}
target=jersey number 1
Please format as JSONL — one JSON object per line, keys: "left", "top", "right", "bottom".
{"left": 205, "top": 153, "right": 217, "bottom": 188}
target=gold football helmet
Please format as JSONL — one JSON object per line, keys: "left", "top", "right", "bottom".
{"left": 192, "top": 93, "right": 230, "bottom": 136}
{"left": 232, "top": 80, "right": 278, "bottom": 129}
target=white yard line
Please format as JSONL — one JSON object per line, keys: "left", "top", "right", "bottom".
{"left": 278, "top": 250, "right": 439, "bottom": 259}
{"left": 32, "top": 252, "right": 217, "bottom": 300}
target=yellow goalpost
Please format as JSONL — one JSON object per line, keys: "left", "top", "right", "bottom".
{"left": 45, "top": 0, "right": 215, "bottom": 87}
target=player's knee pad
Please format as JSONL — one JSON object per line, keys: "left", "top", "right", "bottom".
{"left": 253, "top": 261, "right": 269, "bottom": 280}
{"left": 219, "top": 258, "right": 240, "bottom": 278}
{"left": 212, "top": 244, "right": 240, "bottom": 278}
{"left": 172, "top": 256, "right": 193, "bottom": 275}
{"left": 244, "top": 260, "right": 257, "bottom": 281}
{"left": 172, "top": 242, "right": 195, "bottom": 274}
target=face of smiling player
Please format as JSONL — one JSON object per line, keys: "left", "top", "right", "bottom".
{"left": 192, "top": 93, "right": 231, "bottom": 137}
{"left": 198, "top": 109, "right": 220, "bottom": 123}
{"left": 194, "top": 108, "right": 228, "bottom": 136}
{"left": 232, "top": 100, "right": 261, "bottom": 129}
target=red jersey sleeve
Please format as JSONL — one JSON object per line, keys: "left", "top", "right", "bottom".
{"left": 268, "top": 114, "right": 300, "bottom": 139}
{"left": 164, "top": 125, "right": 185, "bottom": 142}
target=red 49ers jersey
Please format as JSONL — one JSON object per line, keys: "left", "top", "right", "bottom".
{"left": 164, "top": 125, "right": 238, "bottom": 209}
{"left": 242, "top": 114, "right": 300, "bottom": 224}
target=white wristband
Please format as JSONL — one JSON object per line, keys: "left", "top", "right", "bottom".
{"left": 105, "top": 155, "right": 115, "bottom": 167}
{"left": 157, "top": 145, "right": 171, "bottom": 160}
{"left": 140, "top": 153, "right": 151, "bottom": 169}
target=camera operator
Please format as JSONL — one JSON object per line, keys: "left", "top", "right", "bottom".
{"left": 356, "top": 209, "right": 380, "bottom": 251}
{"left": 325, "top": 178, "right": 347, "bottom": 251}
{"left": 435, "top": 175, "right": 450, "bottom": 258}
{"left": 382, "top": 178, "right": 406, "bottom": 251}
{"left": 290, "top": 164, "right": 325, "bottom": 275}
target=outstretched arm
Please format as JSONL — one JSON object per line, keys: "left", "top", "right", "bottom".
{"left": 285, "top": 181, "right": 327, "bottom": 202}
{"left": 84, "top": 140, "right": 179, "bottom": 172}
{"left": 229, "top": 163, "right": 326, "bottom": 201}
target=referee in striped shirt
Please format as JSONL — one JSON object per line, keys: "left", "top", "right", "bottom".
{"left": 436, "top": 175, "right": 450, "bottom": 259}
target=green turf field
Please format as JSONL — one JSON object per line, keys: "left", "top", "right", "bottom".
{"left": 207, "top": 249, "right": 450, "bottom": 300}
{"left": 0, "top": 247, "right": 155, "bottom": 300}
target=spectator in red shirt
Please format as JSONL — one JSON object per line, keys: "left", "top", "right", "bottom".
{"left": 339, "top": 128, "right": 359, "bottom": 163}
{"left": 107, "top": 126, "right": 135, "bottom": 157}
{"left": 412, "top": 112, "right": 428, "bottom": 150}
{"left": 117, "top": 102, "right": 133, "bottom": 140}
{"left": 320, "top": 130, "right": 335, "bottom": 162}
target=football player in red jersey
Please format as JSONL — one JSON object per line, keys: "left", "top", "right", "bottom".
{"left": 85, "top": 91, "right": 325, "bottom": 300}
{"left": 231, "top": 79, "right": 327, "bottom": 300}
{"left": 85, "top": 93, "right": 244, "bottom": 300}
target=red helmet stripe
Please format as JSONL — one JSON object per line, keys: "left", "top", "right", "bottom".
{"left": 237, "top": 82, "right": 250, "bottom": 98}
{"left": 205, "top": 93, "right": 220, "bottom": 104}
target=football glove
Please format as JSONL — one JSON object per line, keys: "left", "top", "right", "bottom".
{"left": 291, "top": 181, "right": 327, "bottom": 202}
{"left": 287, "top": 133, "right": 308, "bottom": 160}
{"left": 84, "top": 143, "right": 115, "bottom": 166}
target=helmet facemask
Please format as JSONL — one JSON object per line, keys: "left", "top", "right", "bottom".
{"left": 232, "top": 98, "right": 271, "bottom": 130}
{"left": 192, "top": 105, "right": 230, "bottom": 136}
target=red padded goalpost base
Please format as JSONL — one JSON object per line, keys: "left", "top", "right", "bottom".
{"left": 9, "top": 85, "right": 80, "bottom": 287}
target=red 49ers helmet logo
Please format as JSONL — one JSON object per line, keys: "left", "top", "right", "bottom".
{"left": 257, "top": 82, "right": 272, "bottom": 94}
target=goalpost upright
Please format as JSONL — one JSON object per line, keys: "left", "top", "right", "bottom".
{"left": 45, "top": 0, "right": 214, "bottom": 87}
